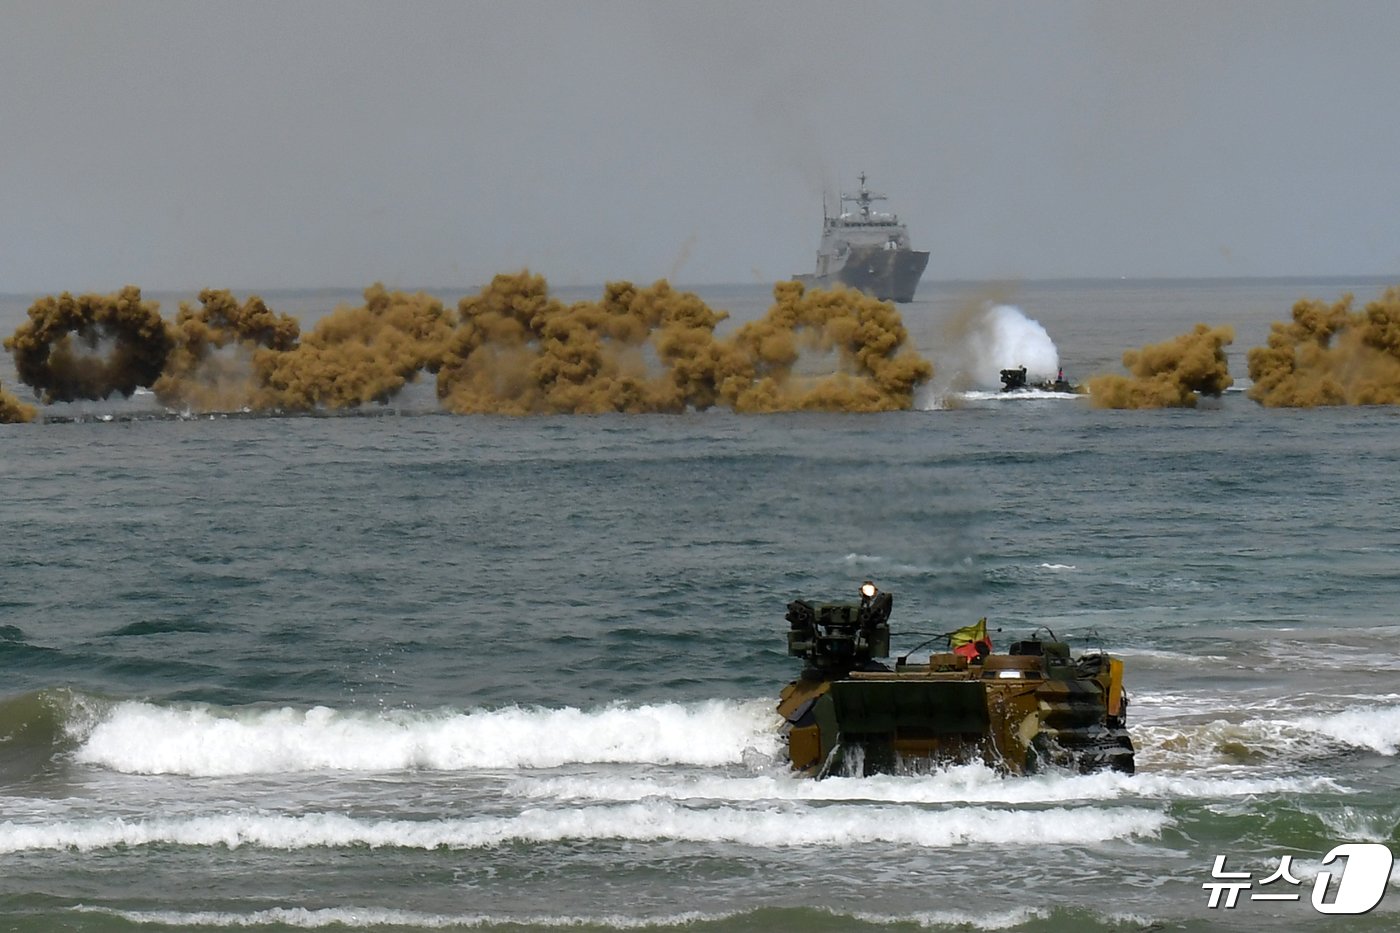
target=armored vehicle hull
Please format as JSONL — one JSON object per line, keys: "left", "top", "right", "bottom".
{"left": 778, "top": 583, "right": 1134, "bottom": 777}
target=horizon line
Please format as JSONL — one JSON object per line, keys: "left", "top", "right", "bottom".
{"left": 3, "top": 272, "right": 1398, "bottom": 300}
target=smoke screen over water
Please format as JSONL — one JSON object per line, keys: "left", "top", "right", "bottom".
{"left": 3, "top": 286, "right": 172, "bottom": 406}
{"left": 2, "top": 275, "right": 932, "bottom": 419}
{"left": 1246, "top": 287, "right": 1400, "bottom": 407}
{"left": 1087, "top": 323, "right": 1235, "bottom": 409}
{"left": 5, "top": 275, "right": 1400, "bottom": 421}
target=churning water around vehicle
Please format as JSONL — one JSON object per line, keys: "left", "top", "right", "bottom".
{"left": 3, "top": 279, "right": 1400, "bottom": 931}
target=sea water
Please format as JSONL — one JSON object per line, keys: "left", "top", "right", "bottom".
{"left": 3, "top": 278, "right": 1400, "bottom": 931}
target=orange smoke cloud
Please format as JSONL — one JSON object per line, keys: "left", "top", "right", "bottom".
{"left": 259, "top": 284, "right": 456, "bottom": 410}
{"left": 1087, "top": 324, "right": 1235, "bottom": 409}
{"left": 153, "top": 289, "right": 301, "bottom": 411}
{"left": 437, "top": 273, "right": 701, "bottom": 415}
{"left": 0, "top": 381, "right": 35, "bottom": 424}
{"left": 715, "top": 282, "right": 932, "bottom": 412}
{"left": 1246, "top": 287, "right": 1400, "bottom": 406}
{"left": 5, "top": 274, "right": 933, "bottom": 416}
{"left": 437, "top": 275, "right": 932, "bottom": 414}
{"left": 2, "top": 286, "right": 172, "bottom": 403}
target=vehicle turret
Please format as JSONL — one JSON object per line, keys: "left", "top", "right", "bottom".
{"left": 785, "top": 580, "right": 891, "bottom": 679}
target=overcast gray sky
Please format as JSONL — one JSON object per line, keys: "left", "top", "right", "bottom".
{"left": 3, "top": 1, "right": 1398, "bottom": 292}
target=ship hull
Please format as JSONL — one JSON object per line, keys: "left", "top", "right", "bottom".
{"left": 794, "top": 246, "right": 929, "bottom": 303}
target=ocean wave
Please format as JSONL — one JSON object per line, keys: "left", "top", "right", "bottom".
{"left": 0, "top": 688, "right": 108, "bottom": 780}
{"left": 69, "top": 698, "right": 780, "bottom": 775}
{"left": 508, "top": 766, "right": 1341, "bottom": 806}
{"left": 1297, "top": 705, "right": 1400, "bottom": 755}
{"left": 76, "top": 906, "right": 727, "bottom": 929}
{"left": 839, "top": 552, "right": 938, "bottom": 575}
{"left": 75, "top": 904, "right": 1059, "bottom": 931}
{"left": 1136, "top": 703, "right": 1400, "bottom": 770}
{"left": 1308, "top": 803, "right": 1400, "bottom": 843}
{"left": 1112, "top": 648, "right": 1230, "bottom": 663}
{"left": 0, "top": 800, "right": 1170, "bottom": 854}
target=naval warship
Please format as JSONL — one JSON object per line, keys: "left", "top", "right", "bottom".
{"left": 793, "top": 173, "right": 929, "bottom": 303}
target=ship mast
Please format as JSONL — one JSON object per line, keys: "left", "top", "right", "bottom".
{"left": 841, "top": 171, "right": 888, "bottom": 221}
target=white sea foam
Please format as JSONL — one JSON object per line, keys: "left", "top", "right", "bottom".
{"left": 1297, "top": 705, "right": 1400, "bottom": 755}
{"left": 954, "top": 389, "right": 1080, "bottom": 402}
{"left": 874, "top": 907, "right": 1051, "bottom": 930}
{"left": 840, "top": 553, "right": 933, "bottom": 574}
{"left": 1134, "top": 718, "right": 1325, "bottom": 769}
{"left": 1112, "top": 648, "right": 1230, "bottom": 663}
{"left": 70, "top": 699, "right": 780, "bottom": 775}
{"left": 1135, "top": 704, "right": 1400, "bottom": 770}
{"left": 508, "top": 767, "right": 1341, "bottom": 806}
{"left": 75, "top": 904, "right": 1057, "bottom": 930}
{"left": 77, "top": 906, "right": 728, "bottom": 929}
{"left": 0, "top": 800, "right": 1169, "bottom": 854}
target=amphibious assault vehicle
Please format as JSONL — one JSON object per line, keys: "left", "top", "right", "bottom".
{"left": 1000, "top": 366, "right": 1084, "bottom": 394}
{"left": 777, "top": 582, "right": 1134, "bottom": 777}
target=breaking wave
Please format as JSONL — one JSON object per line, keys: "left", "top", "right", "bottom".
{"left": 1297, "top": 706, "right": 1400, "bottom": 755}
{"left": 72, "top": 904, "right": 1144, "bottom": 931}
{"left": 67, "top": 697, "right": 780, "bottom": 775}
{"left": 76, "top": 906, "right": 731, "bottom": 930}
{"left": 1136, "top": 703, "right": 1400, "bottom": 769}
{"left": 509, "top": 767, "right": 1340, "bottom": 806}
{"left": 22, "top": 689, "right": 1400, "bottom": 782}
{"left": 0, "top": 800, "right": 1170, "bottom": 854}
